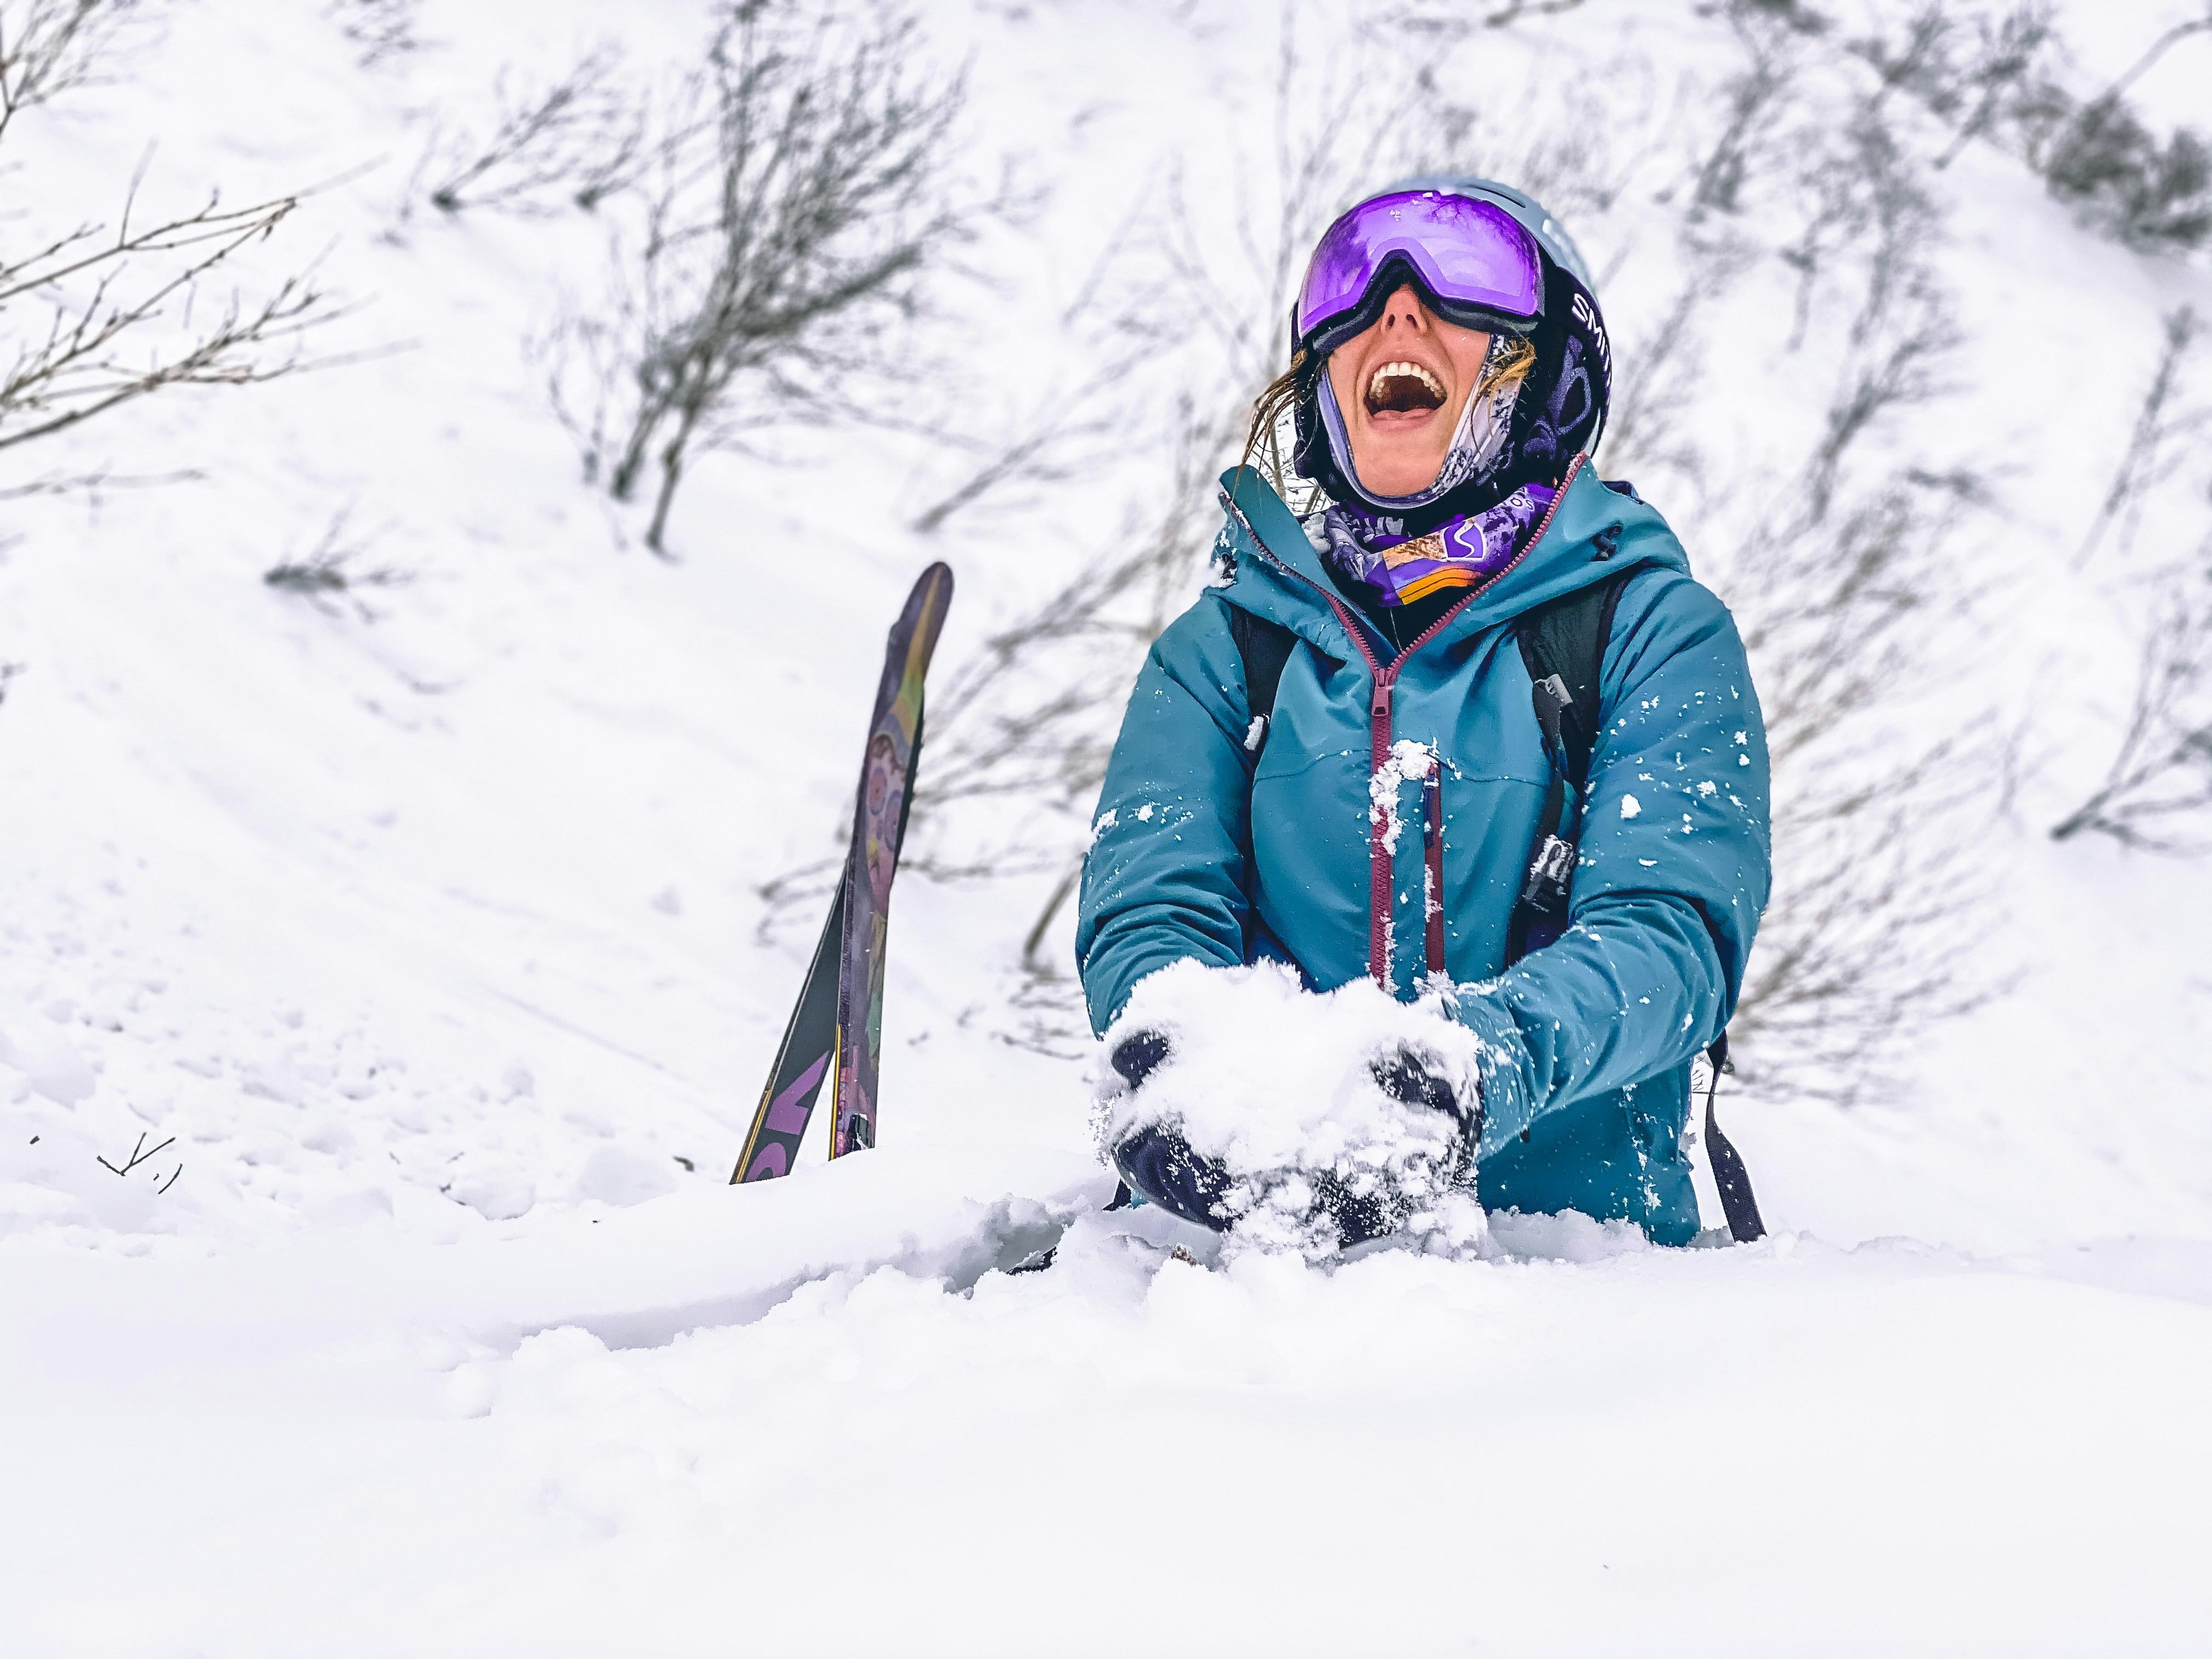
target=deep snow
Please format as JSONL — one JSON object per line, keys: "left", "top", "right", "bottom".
{"left": 3, "top": 1, "right": 2211, "bottom": 1654}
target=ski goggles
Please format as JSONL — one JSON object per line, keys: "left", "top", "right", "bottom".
{"left": 1294, "top": 190, "right": 1543, "bottom": 356}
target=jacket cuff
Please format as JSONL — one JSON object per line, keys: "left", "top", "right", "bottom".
{"left": 1446, "top": 988, "right": 1536, "bottom": 1157}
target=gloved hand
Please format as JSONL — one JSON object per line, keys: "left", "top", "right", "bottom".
{"left": 1104, "top": 1029, "right": 1238, "bottom": 1230}
{"left": 1370, "top": 1042, "right": 1483, "bottom": 1180}
{"left": 1311, "top": 1043, "right": 1485, "bottom": 1247}
{"left": 1094, "top": 961, "right": 1487, "bottom": 1256}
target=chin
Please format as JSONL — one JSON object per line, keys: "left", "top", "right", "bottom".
{"left": 1356, "top": 456, "right": 1448, "bottom": 498}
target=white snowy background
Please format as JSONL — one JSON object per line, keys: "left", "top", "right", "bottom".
{"left": 3, "top": 1, "right": 2210, "bottom": 1653}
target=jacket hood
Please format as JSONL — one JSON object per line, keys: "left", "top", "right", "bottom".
{"left": 1212, "top": 458, "right": 1685, "bottom": 664}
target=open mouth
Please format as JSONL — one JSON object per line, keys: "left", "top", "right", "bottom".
{"left": 1364, "top": 359, "right": 1447, "bottom": 417}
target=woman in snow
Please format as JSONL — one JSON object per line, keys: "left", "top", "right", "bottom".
{"left": 1076, "top": 178, "right": 1773, "bottom": 1249}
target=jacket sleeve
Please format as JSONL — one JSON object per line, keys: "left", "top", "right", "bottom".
{"left": 1449, "top": 568, "right": 1773, "bottom": 1155}
{"left": 1075, "top": 599, "right": 1257, "bottom": 1035}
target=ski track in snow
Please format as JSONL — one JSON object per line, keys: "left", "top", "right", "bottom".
{"left": 2, "top": 0, "right": 2210, "bottom": 1653}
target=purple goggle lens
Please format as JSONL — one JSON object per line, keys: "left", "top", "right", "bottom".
{"left": 1295, "top": 190, "right": 1542, "bottom": 352}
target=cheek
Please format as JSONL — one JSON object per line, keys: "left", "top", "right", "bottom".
{"left": 1327, "top": 354, "right": 1358, "bottom": 417}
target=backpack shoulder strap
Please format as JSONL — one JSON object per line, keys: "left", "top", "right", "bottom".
{"left": 1227, "top": 605, "right": 1299, "bottom": 754}
{"left": 1513, "top": 570, "right": 1630, "bottom": 795}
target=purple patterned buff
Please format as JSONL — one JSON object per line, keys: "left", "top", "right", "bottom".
{"left": 1314, "top": 483, "right": 1555, "bottom": 607}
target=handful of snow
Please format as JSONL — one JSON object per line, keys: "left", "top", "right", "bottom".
{"left": 1094, "top": 961, "right": 1488, "bottom": 1260}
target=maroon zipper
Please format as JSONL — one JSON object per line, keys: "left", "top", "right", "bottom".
{"left": 1423, "top": 771, "right": 1447, "bottom": 977}
{"left": 1224, "top": 454, "right": 1587, "bottom": 987}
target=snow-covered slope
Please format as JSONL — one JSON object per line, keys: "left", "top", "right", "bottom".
{"left": 3, "top": 1, "right": 2209, "bottom": 1653}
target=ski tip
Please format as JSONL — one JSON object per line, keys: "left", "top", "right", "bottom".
{"left": 909, "top": 561, "right": 955, "bottom": 610}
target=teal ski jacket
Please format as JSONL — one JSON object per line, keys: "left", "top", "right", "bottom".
{"left": 1074, "top": 458, "right": 1773, "bottom": 1244}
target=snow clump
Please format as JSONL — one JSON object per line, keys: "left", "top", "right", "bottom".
{"left": 1094, "top": 960, "right": 1489, "bottom": 1262}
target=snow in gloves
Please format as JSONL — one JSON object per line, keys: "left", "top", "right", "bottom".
{"left": 1076, "top": 179, "right": 1773, "bottom": 1256}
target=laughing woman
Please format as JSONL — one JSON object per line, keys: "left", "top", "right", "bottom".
{"left": 1076, "top": 177, "right": 1773, "bottom": 1249}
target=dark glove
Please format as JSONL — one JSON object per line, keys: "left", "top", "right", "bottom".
{"left": 1110, "top": 1029, "right": 1172, "bottom": 1091}
{"left": 1373, "top": 1043, "right": 1481, "bottom": 1163}
{"left": 1103, "top": 1030, "right": 1237, "bottom": 1231}
{"left": 1110, "top": 1120, "right": 1237, "bottom": 1232}
{"left": 1304, "top": 1046, "right": 1483, "bottom": 1248}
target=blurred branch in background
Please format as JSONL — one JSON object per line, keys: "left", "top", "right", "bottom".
{"left": 1851, "top": 1, "right": 2212, "bottom": 254}
{"left": 2077, "top": 307, "right": 2203, "bottom": 568}
{"left": 2052, "top": 308, "right": 2212, "bottom": 852}
{"left": 413, "top": 44, "right": 650, "bottom": 218}
{"left": 325, "top": 0, "right": 421, "bottom": 71}
{"left": 2050, "top": 558, "right": 2212, "bottom": 853}
{"left": 0, "top": 0, "right": 136, "bottom": 129}
{"left": 263, "top": 506, "right": 411, "bottom": 622}
{"left": 1523, "top": 2, "right": 2013, "bottom": 1102}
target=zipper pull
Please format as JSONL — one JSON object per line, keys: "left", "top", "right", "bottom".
{"left": 1371, "top": 678, "right": 1394, "bottom": 724}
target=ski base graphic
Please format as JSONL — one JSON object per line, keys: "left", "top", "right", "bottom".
{"left": 732, "top": 563, "right": 953, "bottom": 1184}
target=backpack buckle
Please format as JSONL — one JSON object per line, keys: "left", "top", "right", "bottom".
{"left": 1519, "top": 833, "right": 1574, "bottom": 912}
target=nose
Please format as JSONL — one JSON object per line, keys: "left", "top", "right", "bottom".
{"left": 1379, "top": 284, "right": 1430, "bottom": 333}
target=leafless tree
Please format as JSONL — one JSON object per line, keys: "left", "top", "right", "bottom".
{"left": 2, "top": 0, "right": 345, "bottom": 469}
{"left": 549, "top": 0, "right": 975, "bottom": 555}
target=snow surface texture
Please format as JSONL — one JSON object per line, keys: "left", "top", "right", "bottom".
{"left": 1097, "top": 960, "right": 1488, "bottom": 1259}
{"left": 2, "top": 0, "right": 2210, "bottom": 1654}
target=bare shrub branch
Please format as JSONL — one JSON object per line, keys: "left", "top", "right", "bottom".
{"left": 2, "top": 6, "right": 349, "bottom": 467}
{"left": 326, "top": 0, "right": 421, "bottom": 70}
{"left": 2051, "top": 563, "right": 2212, "bottom": 851}
{"left": 2040, "top": 95, "right": 2212, "bottom": 253}
{"left": 2078, "top": 306, "right": 2203, "bottom": 567}
{"left": 549, "top": 1, "right": 978, "bottom": 555}
{"left": 0, "top": 461, "right": 198, "bottom": 499}
{"left": 2052, "top": 308, "right": 2212, "bottom": 850}
{"left": 1, "top": 182, "right": 343, "bottom": 454}
{"left": 0, "top": 0, "right": 137, "bottom": 137}
{"left": 263, "top": 508, "right": 410, "bottom": 619}
{"left": 1851, "top": 3, "right": 2212, "bottom": 253}
{"left": 1690, "top": 13, "right": 1801, "bottom": 218}
{"left": 418, "top": 46, "right": 648, "bottom": 217}
{"left": 1384, "top": 0, "right": 1588, "bottom": 36}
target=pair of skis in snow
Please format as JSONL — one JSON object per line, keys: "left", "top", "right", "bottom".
{"left": 731, "top": 564, "right": 953, "bottom": 1185}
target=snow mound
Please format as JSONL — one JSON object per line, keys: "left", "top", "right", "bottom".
{"left": 1095, "top": 960, "right": 1488, "bottom": 1260}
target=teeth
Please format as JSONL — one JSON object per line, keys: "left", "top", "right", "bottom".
{"left": 1368, "top": 360, "right": 1446, "bottom": 402}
